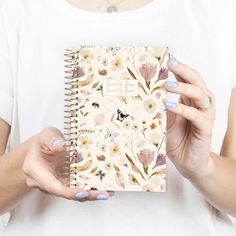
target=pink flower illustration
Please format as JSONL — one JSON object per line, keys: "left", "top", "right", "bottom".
{"left": 94, "top": 113, "right": 105, "bottom": 126}
{"left": 139, "top": 63, "right": 157, "bottom": 81}
{"left": 155, "top": 67, "right": 168, "bottom": 83}
{"left": 155, "top": 153, "right": 166, "bottom": 166}
{"left": 73, "top": 66, "right": 85, "bottom": 78}
{"left": 72, "top": 151, "right": 84, "bottom": 163}
{"left": 137, "top": 149, "right": 155, "bottom": 168}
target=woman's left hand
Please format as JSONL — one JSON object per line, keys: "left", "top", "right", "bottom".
{"left": 165, "top": 54, "right": 216, "bottom": 181}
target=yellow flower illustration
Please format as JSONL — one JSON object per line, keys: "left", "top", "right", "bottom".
{"left": 80, "top": 49, "right": 94, "bottom": 64}
{"left": 110, "top": 142, "right": 121, "bottom": 156}
{"left": 123, "top": 121, "right": 130, "bottom": 129}
{"left": 111, "top": 56, "right": 123, "bottom": 70}
{"left": 143, "top": 99, "right": 157, "bottom": 113}
{"left": 78, "top": 135, "right": 92, "bottom": 149}
{"left": 150, "top": 122, "right": 157, "bottom": 130}
{"left": 141, "top": 184, "right": 154, "bottom": 192}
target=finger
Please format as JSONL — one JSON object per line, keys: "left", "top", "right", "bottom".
{"left": 28, "top": 164, "right": 89, "bottom": 200}
{"left": 167, "top": 54, "right": 208, "bottom": 92}
{"left": 75, "top": 189, "right": 115, "bottom": 202}
{"left": 23, "top": 146, "right": 87, "bottom": 200}
{"left": 165, "top": 101, "right": 203, "bottom": 127}
{"left": 25, "top": 165, "right": 112, "bottom": 202}
{"left": 166, "top": 110, "right": 177, "bottom": 131}
{"left": 85, "top": 190, "right": 111, "bottom": 201}
{"left": 38, "top": 127, "right": 66, "bottom": 155}
{"left": 165, "top": 81, "right": 210, "bottom": 109}
{"left": 24, "top": 149, "right": 112, "bottom": 202}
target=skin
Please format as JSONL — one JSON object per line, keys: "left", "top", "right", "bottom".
{"left": 66, "top": 0, "right": 154, "bottom": 12}
{"left": 0, "top": 124, "right": 112, "bottom": 215}
{"left": 166, "top": 58, "right": 236, "bottom": 217}
{"left": 0, "top": 0, "right": 236, "bottom": 218}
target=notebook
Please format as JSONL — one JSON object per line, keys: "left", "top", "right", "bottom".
{"left": 64, "top": 45, "right": 169, "bottom": 192}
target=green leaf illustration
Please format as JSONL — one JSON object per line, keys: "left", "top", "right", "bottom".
{"left": 92, "top": 81, "right": 100, "bottom": 88}
{"left": 113, "top": 164, "right": 120, "bottom": 172}
{"left": 90, "top": 166, "right": 98, "bottom": 174}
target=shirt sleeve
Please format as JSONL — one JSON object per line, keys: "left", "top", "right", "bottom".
{"left": 0, "top": 0, "right": 14, "bottom": 125}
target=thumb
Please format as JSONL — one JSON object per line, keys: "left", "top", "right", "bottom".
{"left": 51, "top": 139, "right": 66, "bottom": 152}
{"left": 38, "top": 127, "right": 66, "bottom": 154}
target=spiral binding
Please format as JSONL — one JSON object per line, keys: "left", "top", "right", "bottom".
{"left": 64, "top": 49, "right": 80, "bottom": 188}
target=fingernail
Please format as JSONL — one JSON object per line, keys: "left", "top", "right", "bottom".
{"left": 168, "top": 53, "right": 178, "bottom": 67}
{"left": 107, "top": 191, "right": 114, "bottom": 197}
{"left": 75, "top": 191, "right": 88, "bottom": 200}
{"left": 165, "top": 101, "right": 177, "bottom": 109}
{"left": 165, "top": 81, "right": 177, "bottom": 88}
{"left": 52, "top": 139, "right": 64, "bottom": 148}
{"left": 96, "top": 194, "right": 108, "bottom": 200}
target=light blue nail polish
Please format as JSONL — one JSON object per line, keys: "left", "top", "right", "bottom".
{"left": 96, "top": 194, "right": 108, "bottom": 200}
{"left": 75, "top": 191, "right": 88, "bottom": 200}
{"left": 107, "top": 191, "right": 114, "bottom": 197}
{"left": 166, "top": 101, "right": 177, "bottom": 109}
{"left": 169, "top": 54, "right": 178, "bottom": 67}
{"left": 166, "top": 81, "right": 177, "bottom": 88}
{"left": 52, "top": 139, "right": 64, "bottom": 148}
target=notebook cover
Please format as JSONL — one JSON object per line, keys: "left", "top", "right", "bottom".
{"left": 64, "top": 45, "right": 169, "bottom": 192}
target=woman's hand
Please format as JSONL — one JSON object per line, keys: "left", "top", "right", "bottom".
{"left": 22, "top": 127, "right": 113, "bottom": 201}
{"left": 165, "top": 54, "right": 216, "bottom": 181}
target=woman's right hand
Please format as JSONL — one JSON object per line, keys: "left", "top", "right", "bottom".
{"left": 22, "top": 127, "right": 113, "bottom": 201}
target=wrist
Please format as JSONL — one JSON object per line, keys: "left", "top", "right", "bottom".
{"left": 186, "top": 153, "right": 215, "bottom": 185}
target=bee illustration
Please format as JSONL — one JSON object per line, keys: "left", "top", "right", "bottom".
{"left": 92, "top": 102, "right": 100, "bottom": 108}
{"left": 116, "top": 109, "right": 129, "bottom": 122}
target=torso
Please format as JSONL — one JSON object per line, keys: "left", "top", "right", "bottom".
{"left": 1, "top": 0, "right": 236, "bottom": 235}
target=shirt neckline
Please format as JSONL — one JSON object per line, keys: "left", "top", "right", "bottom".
{"left": 57, "top": 0, "right": 159, "bottom": 19}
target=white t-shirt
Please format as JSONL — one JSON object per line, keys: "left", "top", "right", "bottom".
{"left": 0, "top": 0, "right": 236, "bottom": 235}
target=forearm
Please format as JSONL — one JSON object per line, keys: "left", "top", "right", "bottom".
{"left": 0, "top": 135, "right": 38, "bottom": 215}
{"left": 189, "top": 152, "right": 236, "bottom": 217}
